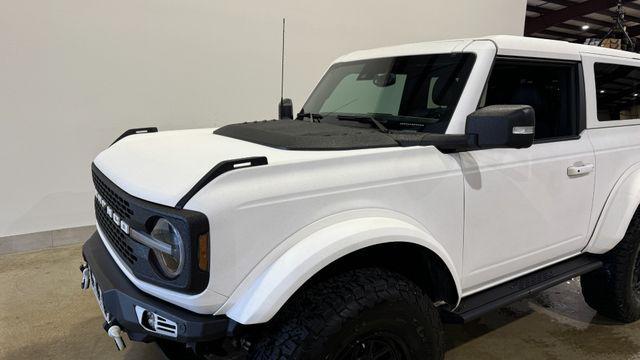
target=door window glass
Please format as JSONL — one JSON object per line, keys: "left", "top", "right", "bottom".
{"left": 482, "top": 59, "right": 579, "bottom": 140}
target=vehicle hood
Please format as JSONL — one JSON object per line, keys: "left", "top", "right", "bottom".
{"left": 214, "top": 119, "right": 399, "bottom": 150}
{"left": 93, "top": 128, "right": 388, "bottom": 207}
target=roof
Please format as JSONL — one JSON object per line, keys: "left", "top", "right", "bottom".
{"left": 335, "top": 35, "right": 640, "bottom": 63}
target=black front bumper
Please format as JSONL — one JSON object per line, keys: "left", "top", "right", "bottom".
{"left": 82, "top": 231, "right": 229, "bottom": 343}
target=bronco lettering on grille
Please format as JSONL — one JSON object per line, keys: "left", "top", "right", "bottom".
{"left": 96, "top": 193, "right": 130, "bottom": 235}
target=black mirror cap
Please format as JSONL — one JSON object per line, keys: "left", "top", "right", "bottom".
{"left": 278, "top": 98, "right": 294, "bottom": 120}
{"left": 465, "top": 105, "right": 535, "bottom": 149}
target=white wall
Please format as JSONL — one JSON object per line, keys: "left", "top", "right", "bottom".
{"left": 0, "top": 0, "right": 526, "bottom": 237}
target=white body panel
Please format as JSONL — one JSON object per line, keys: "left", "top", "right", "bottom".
{"left": 94, "top": 128, "right": 397, "bottom": 207}
{"left": 219, "top": 210, "right": 460, "bottom": 324}
{"left": 90, "top": 35, "right": 640, "bottom": 323}
{"left": 585, "top": 126, "right": 640, "bottom": 252}
{"left": 588, "top": 162, "right": 640, "bottom": 253}
{"left": 460, "top": 137, "right": 595, "bottom": 294}
{"left": 95, "top": 143, "right": 464, "bottom": 315}
{"left": 185, "top": 145, "right": 464, "bottom": 299}
{"left": 579, "top": 52, "right": 640, "bottom": 252}
{"left": 336, "top": 35, "right": 640, "bottom": 65}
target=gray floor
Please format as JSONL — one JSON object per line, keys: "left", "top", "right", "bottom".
{"left": 1, "top": 245, "right": 640, "bottom": 360}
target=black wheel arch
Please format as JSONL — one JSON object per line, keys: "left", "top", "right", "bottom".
{"left": 285, "top": 242, "right": 459, "bottom": 311}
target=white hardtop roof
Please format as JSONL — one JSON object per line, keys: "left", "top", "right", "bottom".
{"left": 334, "top": 35, "right": 640, "bottom": 63}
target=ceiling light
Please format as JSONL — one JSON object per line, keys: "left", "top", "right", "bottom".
{"left": 581, "top": 24, "right": 590, "bottom": 31}
{"left": 600, "top": 89, "right": 606, "bottom": 94}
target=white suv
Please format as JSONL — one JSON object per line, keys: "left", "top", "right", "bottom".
{"left": 80, "top": 35, "right": 640, "bottom": 359}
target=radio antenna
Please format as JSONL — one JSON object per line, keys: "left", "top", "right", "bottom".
{"left": 277, "top": 18, "right": 293, "bottom": 120}
{"left": 280, "top": 18, "right": 286, "bottom": 103}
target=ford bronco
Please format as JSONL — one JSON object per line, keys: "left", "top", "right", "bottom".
{"left": 80, "top": 35, "right": 640, "bottom": 359}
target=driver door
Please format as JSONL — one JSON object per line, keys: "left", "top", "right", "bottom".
{"left": 461, "top": 57, "right": 595, "bottom": 293}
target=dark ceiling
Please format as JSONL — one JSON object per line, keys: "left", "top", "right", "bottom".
{"left": 526, "top": 0, "right": 640, "bottom": 43}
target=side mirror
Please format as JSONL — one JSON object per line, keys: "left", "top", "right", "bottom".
{"left": 465, "top": 105, "right": 535, "bottom": 149}
{"left": 278, "top": 98, "right": 294, "bottom": 120}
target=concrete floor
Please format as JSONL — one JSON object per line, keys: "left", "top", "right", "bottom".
{"left": 1, "top": 245, "right": 640, "bottom": 360}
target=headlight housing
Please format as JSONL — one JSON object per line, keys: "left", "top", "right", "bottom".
{"left": 151, "top": 218, "right": 185, "bottom": 278}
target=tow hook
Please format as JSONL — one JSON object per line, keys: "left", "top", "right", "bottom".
{"left": 80, "top": 263, "right": 90, "bottom": 290}
{"left": 107, "top": 324, "right": 126, "bottom": 351}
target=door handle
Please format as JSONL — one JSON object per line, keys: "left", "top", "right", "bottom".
{"left": 567, "top": 163, "right": 594, "bottom": 177}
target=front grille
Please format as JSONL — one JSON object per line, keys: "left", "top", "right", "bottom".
{"left": 92, "top": 172, "right": 134, "bottom": 219}
{"left": 95, "top": 200, "right": 138, "bottom": 265}
{"left": 91, "top": 164, "right": 210, "bottom": 294}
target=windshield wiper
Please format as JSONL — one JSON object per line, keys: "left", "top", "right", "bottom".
{"left": 336, "top": 114, "right": 389, "bottom": 133}
{"left": 296, "top": 112, "right": 323, "bottom": 122}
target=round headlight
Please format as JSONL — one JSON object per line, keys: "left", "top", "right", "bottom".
{"left": 151, "top": 218, "right": 184, "bottom": 278}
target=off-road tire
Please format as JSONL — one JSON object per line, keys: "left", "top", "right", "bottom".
{"left": 581, "top": 211, "right": 640, "bottom": 323}
{"left": 248, "top": 268, "right": 443, "bottom": 360}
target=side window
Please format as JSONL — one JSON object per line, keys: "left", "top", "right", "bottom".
{"left": 482, "top": 59, "right": 579, "bottom": 140}
{"left": 594, "top": 63, "right": 640, "bottom": 121}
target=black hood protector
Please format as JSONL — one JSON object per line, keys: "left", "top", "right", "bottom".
{"left": 214, "top": 119, "right": 469, "bottom": 151}
{"left": 214, "top": 119, "right": 400, "bottom": 150}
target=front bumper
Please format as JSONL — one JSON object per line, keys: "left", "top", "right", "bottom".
{"left": 82, "top": 231, "right": 230, "bottom": 343}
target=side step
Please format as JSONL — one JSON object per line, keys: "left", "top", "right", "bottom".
{"left": 441, "top": 254, "right": 603, "bottom": 324}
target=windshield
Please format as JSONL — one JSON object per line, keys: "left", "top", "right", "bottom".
{"left": 302, "top": 53, "right": 475, "bottom": 133}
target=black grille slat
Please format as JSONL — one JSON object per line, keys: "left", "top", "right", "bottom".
{"left": 95, "top": 200, "right": 138, "bottom": 264}
{"left": 92, "top": 172, "right": 134, "bottom": 219}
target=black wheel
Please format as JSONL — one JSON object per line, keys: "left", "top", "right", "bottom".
{"left": 248, "top": 268, "right": 443, "bottom": 360}
{"left": 581, "top": 210, "right": 640, "bottom": 323}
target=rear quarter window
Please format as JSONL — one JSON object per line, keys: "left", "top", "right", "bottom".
{"left": 594, "top": 62, "right": 640, "bottom": 121}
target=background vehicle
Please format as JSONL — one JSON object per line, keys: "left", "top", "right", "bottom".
{"left": 81, "top": 35, "right": 640, "bottom": 359}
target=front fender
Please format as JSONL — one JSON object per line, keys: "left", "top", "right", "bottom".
{"left": 588, "top": 162, "right": 640, "bottom": 254}
{"left": 217, "top": 209, "right": 460, "bottom": 325}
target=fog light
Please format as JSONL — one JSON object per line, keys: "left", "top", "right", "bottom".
{"left": 134, "top": 306, "right": 178, "bottom": 338}
{"left": 141, "top": 310, "right": 156, "bottom": 331}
